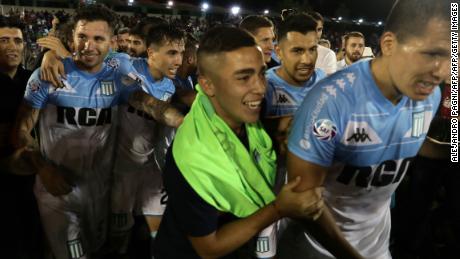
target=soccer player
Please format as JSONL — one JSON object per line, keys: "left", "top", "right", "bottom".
{"left": 109, "top": 23, "right": 185, "bottom": 255}
{"left": 116, "top": 27, "right": 129, "bottom": 53}
{"left": 127, "top": 24, "right": 148, "bottom": 58}
{"left": 336, "top": 31, "right": 365, "bottom": 71}
{"left": 12, "top": 5, "right": 167, "bottom": 259}
{"left": 171, "top": 33, "right": 199, "bottom": 112}
{"left": 153, "top": 27, "right": 324, "bottom": 259}
{"left": 264, "top": 13, "right": 326, "bottom": 159}
{"left": 281, "top": 0, "right": 450, "bottom": 258}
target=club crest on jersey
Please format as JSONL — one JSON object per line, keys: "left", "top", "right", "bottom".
{"left": 67, "top": 238, "right": 85, "bottom": 259}
{"left": 411, "top": 111, "right": 425, "bottom": 137}
{"left": 256, "top": 236, "right": 270, "bottom": 253}
{"left": 313, "top": 119, "right": 337, "bottom": 141}
{"left": 28, "top": 79, "right": 41, "bottom": 92}
{"left": 100, "top": 81, "right": 115, "bottom": 96}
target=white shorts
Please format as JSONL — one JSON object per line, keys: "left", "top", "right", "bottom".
{"left": 34, "top": 175, "right": 110, "bottom": 259}
{"left": 110, "top": 166, "right": 166, "bottom": 232}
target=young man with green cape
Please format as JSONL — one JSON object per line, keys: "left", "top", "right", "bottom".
{"left": 153, "top": 27, "right": 324, "bottom": 259}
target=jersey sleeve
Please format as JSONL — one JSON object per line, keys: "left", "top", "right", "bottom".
{"left": 287, "top": 87, "right": 343, "bottom": 167}
{"left": 106, "top": 53, "right": 165, "bottom": 101}
{"left": 23, "top": 68, "right": 50, "bottom": 109}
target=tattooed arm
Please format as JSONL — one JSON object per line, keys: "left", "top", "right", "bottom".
{"left": 11, "top": 102, "right": 72, "bottom": 196}
{"left": 129, "top": 90, "right": 184, "bottom": 128}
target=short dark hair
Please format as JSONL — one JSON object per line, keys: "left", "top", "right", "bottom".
{"left": 0, "top": 15, "right": 24, "bottom": 32}
{"left": 384, "top": 0, "right": 450, "bottom": 42}
{"left": 239, "top": 15, "right": 274, "bottom": 35}
{"left": 117, "top": 27, "right": 129, "bottom": 35}
{"left": 308, "top": 11, "right": 324, "bottom": 23}
{"left": 73, "top": 4, "right": 118, "bottom": 34}
{"left": 344, "top": 31, "right": 365, "bottom": 45}
{"left": 197, "top": 27, "right": 256, "bottom": 75}
{"left": 129, "top": 24, "right": 144, "bottom": 40}
{"left": 145, "top": 24, "right": 185, "bottom": 48}
{"left": 277, "top": 13, "right": 318, "bottom": 42}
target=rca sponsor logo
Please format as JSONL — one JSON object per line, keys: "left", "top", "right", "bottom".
{"left": 336, "top": 157, "right": 412, "bottom": 188}
{"left": 57, "top": 107, "right": 111, "bottom": 126}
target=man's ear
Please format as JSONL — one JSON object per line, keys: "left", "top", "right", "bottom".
{"left": 198, "top": 74, "right": 215, "bottom": 97}
{"left": 147, "top": 46, "right": 155, "bottom": 57}
{"left": 275, "top": 43, "right": 282, "bottom": 63}
{"left": 380, "top": 31, "right": 397, "bottom": 57}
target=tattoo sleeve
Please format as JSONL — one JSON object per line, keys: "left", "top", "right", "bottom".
{"left": 12, "top": 101, "right": 40, "bottom": 150}
{"left": 129, "top": 90, "right": 184, "bottom": 128}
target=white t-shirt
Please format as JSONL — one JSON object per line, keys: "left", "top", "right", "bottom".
{"left": 315, "top": 45, "right": 337, "bottom": 75}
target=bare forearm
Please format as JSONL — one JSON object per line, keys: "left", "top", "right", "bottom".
{"left": 301, "top": 207, "right": 363, "bottom": 259}
{"left": 191, "top": 203, "right": 280, "bottom": 259}
{"left": 129, "top": 91, "right": 184, "bottom": 128}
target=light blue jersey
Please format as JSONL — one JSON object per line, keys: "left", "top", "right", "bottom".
{"left": 24, "top": 54, "right": 159, "bottom": 180}
{"left": 116, "top": 58, "right": 175, "bottom": 170}
{"left": 24, "top": 53, "right": 160, "bottom": 255}
{"left": 287, "top": 60, "right": 441, "bottom": 258}
{"left": 264, "top": 66, "right": 326, "bottom": 118}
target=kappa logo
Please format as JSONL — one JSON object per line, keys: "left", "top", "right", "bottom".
{"left": 273, "top": 90, "right": 295, "bottom": 106}
{"left": 278, "top": 94, "right": 288, "bottom": 103}
{"left": 342, "top": 121, "right": 382, "bottom": 145}
{"left": 323, "top": 85, "right": 337, "bottom": 98}
{"left": 347, "top": 128, "right": 371, "bottom": 142}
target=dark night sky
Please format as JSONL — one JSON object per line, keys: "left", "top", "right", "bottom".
{"left": 178, "top": 0, "right": 396, "bottom": 21}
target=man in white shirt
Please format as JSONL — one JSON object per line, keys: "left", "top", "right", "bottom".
{"left": 336, "top": 31, "right": 365, "bottom": 70}
{"left": 309, "top": 12, "right": 337, "bottom": 75}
